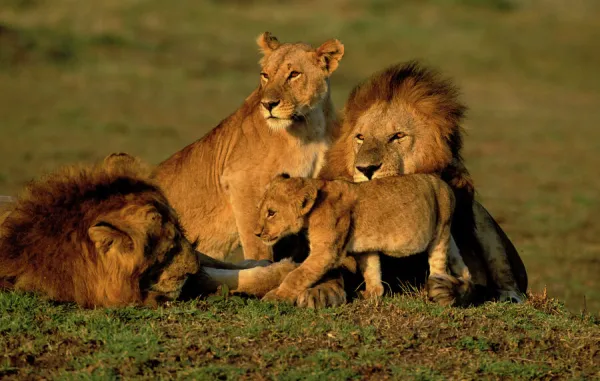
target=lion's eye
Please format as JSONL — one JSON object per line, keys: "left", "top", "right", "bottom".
{"left": 260, "top": 72, "right": 269, "bottom": 81}
{"left": 355, "top": 133, "right": 364, "bottom": 142}
{"left": 267, "top": 209, "right": 276, "bottom": 218}
{"left": 389, "top": 132, "right": 406, "bottom": 142}
{"left": 288, "top": 71, "right": 301, "bottom": 80}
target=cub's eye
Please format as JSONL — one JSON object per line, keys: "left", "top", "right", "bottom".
{"left": 288, "top": 71, "right": 301, "bottom": 80}
{"left": 389, "top": 132, "right": 406, "bottom": 142}
{"left": 260, "top": 72, "right": 269, "bottom": 81}
{"left": 355, "top": 133, "right": 364, "bottom": 142}
{"left": 267, "top": 209, "right": 276, "bottom": 218}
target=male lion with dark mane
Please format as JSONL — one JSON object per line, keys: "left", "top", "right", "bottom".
{"left": 309, "top": 61, "right": 527, "bottom": 305}
{"left": 152, "top": 32, "right": 344, "bottom": 262}
{"left": 0, "top": 154, "right": 296, "bottom": 308}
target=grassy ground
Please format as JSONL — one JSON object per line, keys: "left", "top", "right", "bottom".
{"left": 1, "top": 290, "right": 598, "bottom": 380}
{"left": 1, "top": 0, "right": 600, "bottom": 377}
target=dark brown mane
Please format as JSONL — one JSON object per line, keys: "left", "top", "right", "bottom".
{"left": 0, "top": 162, "right": 166, "bottom": 304}
{"left": 343, "top": 60, "right": 467, "bottom": 161}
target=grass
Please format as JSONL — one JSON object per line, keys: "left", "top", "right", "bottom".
{"left": 1, "top": 0, "right": 599, "bottom": 377}
{"left": 1, "top": 290, "right": 598, "bottom": 379}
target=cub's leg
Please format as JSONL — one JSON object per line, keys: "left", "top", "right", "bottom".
{"left": 357, "top": 252, "right": 384, "bottom": 299}
{"left": 426, "top": 220, "right": 472, "bottom": 306}
{"left": 228, "top": 185, "right": 273, "bottom": 261}
{"left": 263, "top": 211, "right": 351, "bottom": 304}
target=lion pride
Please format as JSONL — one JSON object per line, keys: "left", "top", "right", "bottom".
{"left": 313, "top": 61, "right": 527, "bottom": 304}
{"left": 0, "top": 154, "right": 297, "bottom": 308}
{"left": 152, "top": 32, "right": 344, "bottom": 262}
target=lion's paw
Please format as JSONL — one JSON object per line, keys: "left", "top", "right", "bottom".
{"left": 296, "top": 283, "right": 347, "bottom": 309}
{"left": 498, "top": 290, "right": 525, "bottom": 304}
{"left": 261, "top": 288, "right": 295, "bottom": 304}
{"left": 360, "top": 283, "right": 385, "bottom": 300}
{"left": 427, "top": 273, "right": 460, "bottom": 306}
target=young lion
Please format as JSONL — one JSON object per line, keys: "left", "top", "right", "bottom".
{"left": 152, "top": 32, "right": 344, "bottom": 262}
{"left": 254, "top": 174, "right": 473, "bottom": 306}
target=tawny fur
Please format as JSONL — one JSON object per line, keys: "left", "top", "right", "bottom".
{"left": 151, "top": 32, "right": 344, "bottom": 262}
{"left": 314, "top": 61, "right": 527, "bottom": 304}
{"left": 254, "top": 175, "right": 473, "bottom": 306}
{"left": 0, "top": 154, "right": 297, "bottom": 308}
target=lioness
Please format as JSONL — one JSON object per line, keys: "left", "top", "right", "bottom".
{"left": 152, "top": 32, "right": 343, "bottom": 261}
{"left": 314, "top": 61, "right": 527, "bottom": 304}
{"left": 0, "top": 154, "right": 297, "bottom": 308}
{"left": 254, "top": 174, "right": 473, "bottom": 306}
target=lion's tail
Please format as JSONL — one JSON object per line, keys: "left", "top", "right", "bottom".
{"left": 202, "top": 259, "right": 298, "bottom": 297}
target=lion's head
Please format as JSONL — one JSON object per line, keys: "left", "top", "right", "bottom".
{"left": 254, "top": 174, "right": 317, "bottom": 245}
{"left": 0, "top": 154, "right": 200, "bottom": 307}
{"left": 320, "top": 61, "right": 468, "bottom": 188}
{"left": 255, "top": 32, "right": 344, "bottom": 130}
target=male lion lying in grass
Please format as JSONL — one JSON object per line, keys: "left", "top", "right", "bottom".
{"left": 0, "top": 154, "right": 296, "bottom": 308}
{"left": 254, "top": 174, "right": 473, "bottom": 306}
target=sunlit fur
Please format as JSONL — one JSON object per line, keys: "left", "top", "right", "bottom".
{"left": 317, "top": 61, "right": 527, "bottom": 302}
{"left": 152, "top": 32, "right": 343, "bottom": 262}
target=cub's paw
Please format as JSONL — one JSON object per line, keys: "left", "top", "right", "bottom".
{"left": 296, "top": 282, "right": 347, "bottom": 309}
{"left": 427, "top": 273, "right": 460, "bottom": 306}
{"left": 360, "top": 283, "right": 385, "bottom": 300}
{"left": 498, "top": 290, "right": 525, "bottom": 304}
{"left": 237, "top": 259, "right": 273, "bottom": 269}
{"left": 261, "top": 288, "right": 295, "bottom": 304}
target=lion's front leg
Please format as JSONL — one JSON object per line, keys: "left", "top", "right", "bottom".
{"left": 296, "top": 269, "right": 347, "bottom": 308}
{"left": 227, "top": 185, "right": 273, "bottom": 261}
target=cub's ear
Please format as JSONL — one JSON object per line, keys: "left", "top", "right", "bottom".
{"left": 256, "top": 32, "right": 280, "bottom": 54}
{"left": 298, "top": 183, "right": 318, "bottom": 216}
{"left": 316, "top": 39, "right": 344, "bottom": 74}
{"left": 88, "top": 222, "right": 134, "bottom": 255}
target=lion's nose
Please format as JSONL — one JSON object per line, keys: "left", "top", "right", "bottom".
{"left": 254, "top": 232, "right": 262, "bottom": 238}
{"left": 261, "top": 100, "right": 280, "bottom": 112}
{"left": 356, "top": 164, "right": 382, "bottom": 180}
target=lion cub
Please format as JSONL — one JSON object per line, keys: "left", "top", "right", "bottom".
{"left": 254, "top": 174, "right": 473, "bottom": 306}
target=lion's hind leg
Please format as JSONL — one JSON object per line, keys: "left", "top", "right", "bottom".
{"left": 427, "top": 226, "right": 473, "bottom": 306}
{"left": 357, "top": 252, "right": 384, "bottom": 299}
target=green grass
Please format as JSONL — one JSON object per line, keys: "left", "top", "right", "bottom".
{"left": 1, "top": 0, "right": 600, "bottom": 376}
{"left": 0, "top": 291, "right": 598, "bottom": 379}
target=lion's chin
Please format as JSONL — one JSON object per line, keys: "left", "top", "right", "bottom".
{"left": 265, "top": 117, "right": 293, "bottom": 130}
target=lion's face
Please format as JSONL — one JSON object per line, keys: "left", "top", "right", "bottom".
{"left": 349, "top": 101, "right": 452, "bottom": 182}
{"left": 88, "top": 196, "right": 200, "bottom": 305}
{"left": 256, "top": 32, "right": 344, "bottom": 130}
{"left": 254, "top": 175, "right": 316, "bottom": 245}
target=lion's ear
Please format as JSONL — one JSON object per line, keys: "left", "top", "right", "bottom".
{"left": 88, "top": 222, "right": 134, "bottom": 255}
{"left": 316, "top": 39, "right": 344, "bottom": 74}
{"left": 298, "top": 184, "right": 318, "bottom": 216}
{"left": 257, "top": 32, "right": 280, "bottom": 54}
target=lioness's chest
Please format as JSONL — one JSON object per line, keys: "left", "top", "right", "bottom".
{"left": 277, "top": 140, "right": 329, "bottom": 178}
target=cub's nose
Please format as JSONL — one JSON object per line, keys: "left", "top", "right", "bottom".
{"left": 356, "top": 164, "right": 382, "bottom": 180}
{"left": 254, "top": 232, "right": 262, "bottom": 238}
{"left": 261, "top": 100, "right": 280, "bottom": 112}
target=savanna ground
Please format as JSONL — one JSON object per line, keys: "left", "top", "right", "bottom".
{"left": 0, "top": 0, "right": 599, "bottom": 379}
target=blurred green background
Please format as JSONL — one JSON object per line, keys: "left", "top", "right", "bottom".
{"left": 1, "top": 0, "right": 598, "bottom": 313}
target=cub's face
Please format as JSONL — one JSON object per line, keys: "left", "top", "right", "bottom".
{"left": 349, "top": 102, "right": 451, "bottom": 182}
{"left": 254, "top": 177, "right": 310, "bottom": 245}
{"left": 256, "top": 32, "right": 344, "bottom": 130}
{"left": 88, "top": 195, "right": 200, "bottom": 305}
